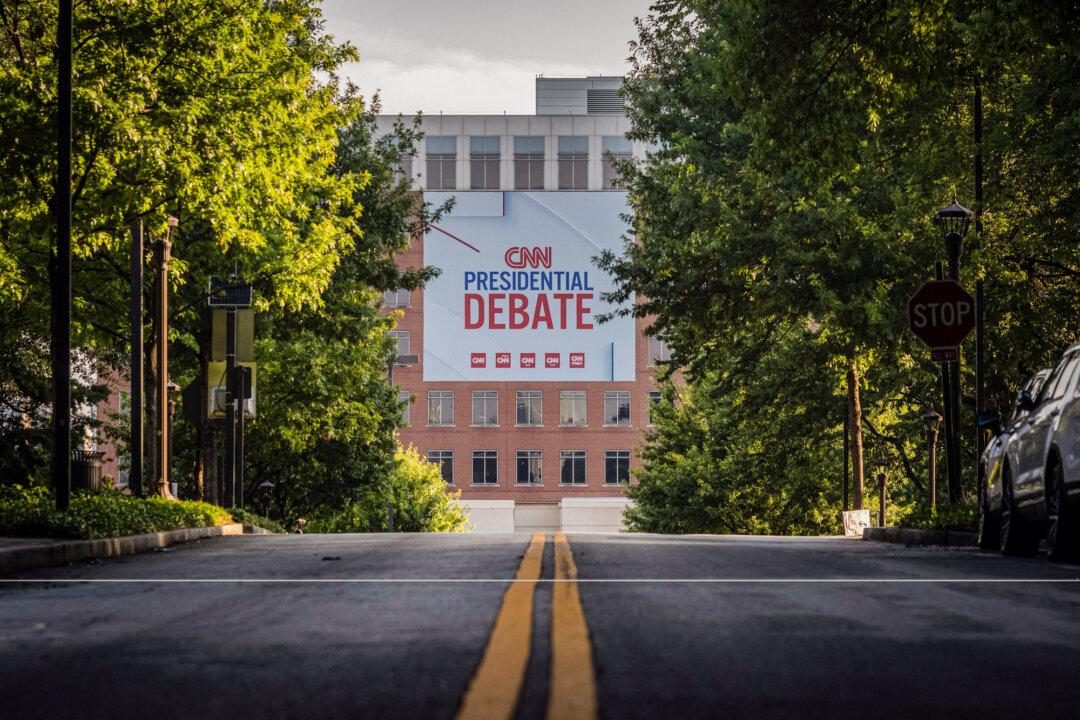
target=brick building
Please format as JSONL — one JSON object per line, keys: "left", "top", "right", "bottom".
{"left": 378, "top": 77, "right": 668, "bottom": 532}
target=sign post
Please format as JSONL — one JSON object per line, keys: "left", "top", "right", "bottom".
{"left": 908, "top": 279, "right": 975, "bottom": 506}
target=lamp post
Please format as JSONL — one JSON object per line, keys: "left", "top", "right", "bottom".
{"left": 922, "top": 411, "right": 943, "bottom": 513}
{"left": 933, "top": 198, "right": 974, "bottom": 505}
{"left": 258, "top": 479, "right": 275, "bottom": 518}
{"left": 874, "top": 453, "right": 888, "bottom": 527}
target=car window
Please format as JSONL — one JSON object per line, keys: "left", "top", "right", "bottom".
{"left": 1012, "top": 371, "right": 1051, "bottom": 424}
{"left": 1050, "top": 355, "right": 1080, "bottom": 400}
{"left": 1036, "top": 355, "right": 1072, "bottom": 404}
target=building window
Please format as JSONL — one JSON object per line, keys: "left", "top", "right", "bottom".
{"left": 516, "top": 450, "right": 542, "bottom": 485}
{"left": 602, "top": 136, "right": 632, "bottom": 189}
{"left": 558, "top": 136, "right": 588, "bottom": 190}
{"left": 648, "top": 390, "right": 662, "bottom": 426}
{"left": 398, "top": 390, "right": 412, "bottom": 426}
{"left": 604, "top": 450, "right": 631, "bottom": 485}
{"left": 428, "top": 450, "right": 454, "bottom": 484}
{"left": 388, "top": 330, "right": 410, "bottom": 357}
{"left": 516, "top": 390, "right": 542, "bottom": 426}
{"left": 472, "top": 390, "right": 499, "bottom": 426}
{"left": 604, "top": 391, "right": 631, "bottom": 426}
{"left": 514, "top": 136, "right": 545, "bottom": 190}
{"left": 428, "top": 391, "right": 454, "bottom": 426}
{"left": 648, "top": 336, "right": 672, "bottom": 366}
{"left": 560, "top": 390, "right": 587, "bottom": 426}
{"left": 560, "top": 450, "right": 586, "bottom": 485}
{"left": 426, "top": 136, "right": 457, "bottom": 190}
{"left": 383, "top": 289, "right": 411, "bottom": 307}
{"left": 470, "top": 136, "right": 500, "bottom": 190}
{"left": 472, "top": 450, "right": 499, "bottom": 484}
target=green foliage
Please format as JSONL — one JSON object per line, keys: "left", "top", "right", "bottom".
{"left": 898, "top": 503, "right": 977, "bottom": 533}
{"left": 0, "top": 485, "right": 232, "bottom": 539}
{"left": 306, "top": 446, "right": 469, "bottom": 533}
{"left": 227, "top": 507, "right": 287, "bottom": 534}
{"left": 0, "top": 0, "right": 363, "bottom": 483}
{"left": 608, "top": 0, "right": 1080, "bottom": 533}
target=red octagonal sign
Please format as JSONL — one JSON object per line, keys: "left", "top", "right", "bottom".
{"left": 908, "top": 280, "right": 975, "bottom": 349}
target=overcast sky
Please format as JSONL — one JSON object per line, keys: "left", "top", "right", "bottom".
{"left": 320, "top": 0, "right": 653, "bottom": 114}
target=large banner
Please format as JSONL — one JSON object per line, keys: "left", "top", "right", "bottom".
{"left": 423, "top": 191, "right": 635, "bottom": 381}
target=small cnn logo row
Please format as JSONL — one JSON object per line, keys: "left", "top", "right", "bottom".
{"left": 471, "top": 352, "right": 585, "bottom": 369}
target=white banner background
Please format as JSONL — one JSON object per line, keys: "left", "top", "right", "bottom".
{"left": 422, "top": 191, "right": 636, "bottom": 381}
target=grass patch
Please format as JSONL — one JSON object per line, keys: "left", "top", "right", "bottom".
{"left": 896, "top": 503, "right": 977, "bottom": 533}
{"left": 0, "top": 485, "right": 233, "bottom": 540}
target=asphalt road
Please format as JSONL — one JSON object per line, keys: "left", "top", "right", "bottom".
{"left": 2, "top": 533, "right": 1080, "bottom": 719}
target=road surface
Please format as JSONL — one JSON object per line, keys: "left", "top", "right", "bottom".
{"left": 2, "top": 533, "right": 1080, "bottom": 719}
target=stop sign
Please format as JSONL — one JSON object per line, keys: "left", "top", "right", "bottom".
{"left": 908, "top": 280, "right": 975, "bottom": 349}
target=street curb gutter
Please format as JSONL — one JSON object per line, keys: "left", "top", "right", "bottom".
{"left": 0, "top": 523, "right": 271, "bottom": 575}
{"left": 862, "top": 527, "right": 976, "bottom": 547}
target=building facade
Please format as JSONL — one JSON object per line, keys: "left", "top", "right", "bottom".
{"left": 378, "top": 77, "right": 668, "bottom": 533}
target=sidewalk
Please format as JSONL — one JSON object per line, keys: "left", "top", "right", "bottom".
{"left": 0, "top": 523, "right": 271, "bottom": 574}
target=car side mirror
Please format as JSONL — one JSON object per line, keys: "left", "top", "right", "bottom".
{"left": 977, "top": 412, "right": 1002, "bottom": 437}
{"left": 1016, "top": 389, "right": 1036, "bottom": 413}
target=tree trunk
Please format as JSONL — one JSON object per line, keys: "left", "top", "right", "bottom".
{"left": 847, "top": 359, "right": 865, "bottom": 511}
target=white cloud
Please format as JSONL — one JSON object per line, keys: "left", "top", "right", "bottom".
{"left": 346, "top": 53, "right": 606, "bottom": 115}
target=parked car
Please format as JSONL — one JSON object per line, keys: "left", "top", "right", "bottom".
{"left": 997, "top": 341, "right": 1080, "bottom": 559}
{"left": 976, "top": 368, "right": 1052, "bottom": 550}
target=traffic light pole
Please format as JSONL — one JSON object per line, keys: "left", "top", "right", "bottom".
{"left": 223, "top": 308, "right": 236, "bottom": 507}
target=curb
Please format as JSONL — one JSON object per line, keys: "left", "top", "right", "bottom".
{"left": 862, "top": 526, "right": 976, "bottom": 547}
{"left": 0, "top": 523, "right": 270, "bottom": 575}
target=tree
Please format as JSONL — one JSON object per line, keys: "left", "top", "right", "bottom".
{"left": 605, "top": 0, "right": 1080, "bottom": 532}
{"left": 305, "top": 445, "right": 469, "bottom": 533}
{"left": 1, "top": 0, "right": 363, "bottom": 483}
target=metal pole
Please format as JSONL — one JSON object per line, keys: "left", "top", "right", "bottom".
{"left": 975, "top": 279, "right": 985, "bottom": 505}
{"left": 842, "top": 407, "right": 849, "bottom": 512}
{"left": 224, "top": 308, "right": 236, "bottom": 507}
{"left": 153, "top": 236, "right": 171, "bottom": 498}
{"left": 974, "top": 77, "right": 986, "bottom": 509}
{"left": 936, "top": 262, "right": 958, "bottom": 500}
{"left": 928, "top": 427, "right": 938, "bottom": 514}
{"left": 387, "top": 502, "right": 394, "bottom": 532}
{"left": 129, "top": 222, "right": 144, "bottom": 496}
{"left": 52, "top": 0, "right": 73, "bottom": 510}
{"left": 946, "top": 250, "right": 963, "bottom": 504}
{"left": 877, "top": 470, "right": 887, "bottom": 527}
{"left": 236, "top": 367, "right": 245, "bottom": 510}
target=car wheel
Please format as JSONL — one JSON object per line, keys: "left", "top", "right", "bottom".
{"left": 1000, "top": 466, "right": 1039, "bottom": 557}
{"left": 977, "top": 495, "right": 1000, "bottom": 551}
{"left": 1046, "top": 462, "right": 1077, "bottom": 562}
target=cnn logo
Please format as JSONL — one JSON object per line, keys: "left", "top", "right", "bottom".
{"left": 504, "top": 246, "right": 552, "bottom": 269}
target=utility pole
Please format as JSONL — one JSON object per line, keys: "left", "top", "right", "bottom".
{"left": 152, "top": 219, "right": 177, "bottom": 498}
{"left": 52, "top": 0, "right": 73, "bottom": 510}
{"left": 974, "top": 77, "right": 986, "bottom": 508}
{"left": 129, "top": 222, "right": 144, "bottom": 496}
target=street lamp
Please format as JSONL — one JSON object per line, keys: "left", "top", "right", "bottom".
{"left": 933, "top": 196, "right": 973, "bottom": 280}
{"left": 257, "top": 479, "right": 275, "bottom": 517}
{"left": 922, "top": 411, "right": 943, "bottom": 513}
{"left": 932, "top": 197, "right": 973, "bottom": 507}
{"left": 874, "top": 453, "right": 888, "bottom": 527}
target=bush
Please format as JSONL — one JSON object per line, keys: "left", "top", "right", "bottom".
{"left": 0, "top": 485, "right": 233, "bottom": 539}
{"left": 307, "top": 445, "right": 469, "bottom": 533}
{"left": 897, "top": 503, "right": 977, "bottom": 532}
{"left": 229, "top": 507, "right": 287, "bottom": 534}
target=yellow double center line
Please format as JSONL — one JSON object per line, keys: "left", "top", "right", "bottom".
{"left": 455, "top": 532, "right": 597, "bottom": 720}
